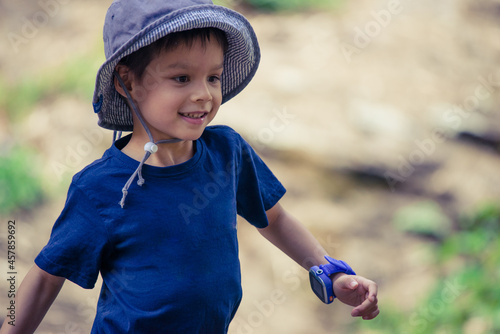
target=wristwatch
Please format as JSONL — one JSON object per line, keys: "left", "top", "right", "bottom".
{"left": 309, "top": 255, "right": 356, "bottom": 304}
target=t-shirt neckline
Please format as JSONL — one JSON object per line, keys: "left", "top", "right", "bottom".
{"left": 110, "top": 134, "right": 204, "bottom": 177}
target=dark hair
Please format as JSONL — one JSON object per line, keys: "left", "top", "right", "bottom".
{"left": 118, "top": 28, "right": 228, "bottom": 79}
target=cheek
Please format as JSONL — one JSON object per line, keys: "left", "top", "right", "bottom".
{"left": 212, "top": 88, "right": 223, "bottom": 105}
{"left": 131, "top": 85, "right": 152, "bottom": 105}
{"left": 140, "top": 87, "right": 177, "bottom": 109}
{"left": 141, "top": 73, "right": 162, "bottom": 92}
{"left": 133, "top": 76, "right": 172, "bottom": 104}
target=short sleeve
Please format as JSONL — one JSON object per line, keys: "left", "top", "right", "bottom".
{"left": 235, "top": 137, "right": 286, "bottom": 228}
{"left": 35, "top": 183, "right": 111, "bottom": 289}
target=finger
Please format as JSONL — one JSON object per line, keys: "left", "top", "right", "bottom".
{"left": 337, "top": 275, "right": 358, "bottom": 290}
{"left": 366, "top": 281, "right": 378, "bottom": 302}
{"left": 352, "top": 303, "right": 377, "bottom": 317}
{"left": 348, "top": 278, "right": 359, "bottom": 290}
{"left": 351, "top": 294, "right": 378, "bottom": 317}
{"left": 362, "top": 308, "right": 380, "bottom": 320}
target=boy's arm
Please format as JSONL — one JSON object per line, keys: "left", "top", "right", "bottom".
{"left": 0, "top": 264, "right": 65, "bottom": 334}
{"left": 260, "top": 202, "right": 379, "bottom": 320}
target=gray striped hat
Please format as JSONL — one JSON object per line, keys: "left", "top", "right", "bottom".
{"left": 92, "top": 0, "right": 260, "bottom": 131}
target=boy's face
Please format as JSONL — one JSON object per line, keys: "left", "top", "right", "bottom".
{"left": 127, "top": 36, "right": 224, "bottom": 141}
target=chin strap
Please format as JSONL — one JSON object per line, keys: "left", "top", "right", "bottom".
{"left": 114, "top": 71, "right": 181, "bottom": 208}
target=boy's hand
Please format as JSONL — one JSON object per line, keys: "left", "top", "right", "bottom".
{"left": 332, "top": 273, "right": 379, "bottom": 320}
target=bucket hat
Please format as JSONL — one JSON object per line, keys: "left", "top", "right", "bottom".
{"left": 92, "top": 0, "right": 261, "bottom": 132}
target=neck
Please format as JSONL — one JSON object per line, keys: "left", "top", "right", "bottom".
{"left": 121, "top": 133, "right": 194, "bottom": 167}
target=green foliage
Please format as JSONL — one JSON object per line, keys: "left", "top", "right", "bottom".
{"left": 364, "top": 202, "right": 500, "bottom": 333}
{"left": 0, "top": 147, "right": 43, "bottom": 214}
{"left": 0, "top": 76, "right": 46, "bottom": 121}
{"left": 0, "top": 53, "right": 101, "bottom": 122}
{"left": 393, "top": 200, "right": 453, "bottom": 239}
{"left": 214, "top": 0, "right": 342, "bottom": 12}
{"left": 51, "top": 56, "right": 101, "bottom": 98}
{"left": 0, "top": 45, "right": 103, "bottom": 215}
{"left": 246, "top": 0, "right": 336, "bottom": 11}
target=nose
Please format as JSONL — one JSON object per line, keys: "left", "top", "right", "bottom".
{"left": 191, "top": 80, "right": 213, "bottom": 103}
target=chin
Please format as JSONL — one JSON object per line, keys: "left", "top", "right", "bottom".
{"left": 179, "top": 129, "right": 206, "bottom": 141}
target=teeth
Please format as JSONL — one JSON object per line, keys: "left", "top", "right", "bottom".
{"left": 181, "top": 113, "right": 205, "bottom": 119}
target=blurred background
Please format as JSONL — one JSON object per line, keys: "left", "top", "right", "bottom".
{"left": 1, "top": 0, "right": 500, "bottom": 333}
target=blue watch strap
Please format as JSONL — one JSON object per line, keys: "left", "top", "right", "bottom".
{"left": 320, "top": 256, "right": 356, "bottom": 277}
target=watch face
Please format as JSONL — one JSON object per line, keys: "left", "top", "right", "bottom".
{"left": 309, "top": 270, "right": 327, "bottom": 302}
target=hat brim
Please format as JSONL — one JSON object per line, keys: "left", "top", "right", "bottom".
{"left": 92, "top": 5, "right": 260, "bottom": 131}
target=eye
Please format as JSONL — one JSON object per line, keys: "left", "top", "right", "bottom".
{"left": 174, "top": 76, "right": 189, "bottom": 83}
{"left": 208, "top": 75, "right": 221, "bottom": 83}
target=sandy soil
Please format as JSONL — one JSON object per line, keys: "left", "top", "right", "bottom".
{"left": 0, "top": 0, "right": 499, "bottom": 333}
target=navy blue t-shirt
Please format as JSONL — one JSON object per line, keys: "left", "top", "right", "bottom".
{"left": 35, "top": 125, "right": 286, "bottom": 333}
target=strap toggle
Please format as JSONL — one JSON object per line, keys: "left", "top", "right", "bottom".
{"left": 144, "top": 142, "right": 158, "bottom": 154}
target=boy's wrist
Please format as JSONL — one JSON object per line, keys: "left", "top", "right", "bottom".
{"left": 330, "top": 272, "right": 347, "bottom": 283}
{"left": 309, "top": 256, "right": 356, "bottom": 304}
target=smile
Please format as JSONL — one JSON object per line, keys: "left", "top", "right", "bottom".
{"left": 179, "top": 112, "right": 208, "bottom": 119}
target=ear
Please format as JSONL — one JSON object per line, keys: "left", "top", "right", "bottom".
{"left": 114, "top": 64, "right": 134, "bottom": 98}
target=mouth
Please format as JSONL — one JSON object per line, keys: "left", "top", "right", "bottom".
{"left": 178, "top": 111, "right": 210, "bottom": 125}
{"left": 178, "top": 112, "right": 209, "bottom": 119}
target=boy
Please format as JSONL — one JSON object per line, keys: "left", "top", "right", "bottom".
{"left": 0, "top": 0, "right": 379, "bottom": 332}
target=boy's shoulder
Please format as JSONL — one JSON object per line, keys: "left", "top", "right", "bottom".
{"left": 203, "top": 124, "right": 240, "bottom": 138}
{"left": 202, "top": 125, "right": 246, "bottom": 148}
{"left": 70, "top": 148, "right": 118, "bottom": 190}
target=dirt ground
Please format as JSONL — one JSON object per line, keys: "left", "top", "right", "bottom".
{"left": 1, "top": 0, "right": 500, "bottom": 333}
